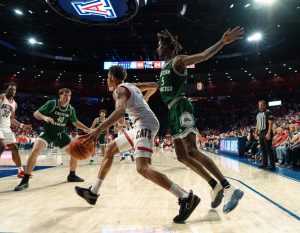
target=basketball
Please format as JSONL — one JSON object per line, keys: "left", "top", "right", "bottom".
{"left": 68, "top": 137, "right": 95, "bottom": 160}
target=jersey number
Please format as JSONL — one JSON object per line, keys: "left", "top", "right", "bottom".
{"left": 2, "top": 110, "right": 9, "bottom": 118}
{"left": 57, "top": 116, "right": 65, "bottom": 123}
{"left": 161, "top": 77, "right": 165, "bottom": 86}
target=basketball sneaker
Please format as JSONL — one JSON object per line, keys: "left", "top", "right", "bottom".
{"left": 173, "top": 190, "right": 201, "bottom": 223}
{"left": 67, "top": 174, "right": 84, "bottom": 182}
{"left": 210, "top": 183, "right": 224, "bottom": 208}
{"left": 120, "top": 157, "right": 125, "bottom": 161}
{"left": 223, "top": 185, "right": 244, "bottom": 214}
{"left": 74, "top": 186, "right": 99, "bottom": 205}
{"left": 17, "top": 171, "right": 33, "bottom": 178}
{"left": 14, "top": 181, "right": 29, "bottom": 191}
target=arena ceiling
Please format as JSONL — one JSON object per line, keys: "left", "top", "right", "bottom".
{"left": 0, "top": 0, "right": 299, "bottom": 79}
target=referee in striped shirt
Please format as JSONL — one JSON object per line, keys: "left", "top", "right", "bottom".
{"left": 255, "top": 100, "right": 275, "bottom": 170}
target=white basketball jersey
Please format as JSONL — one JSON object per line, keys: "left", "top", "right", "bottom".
{"left": 117, "top": 83, "right": 157, "bottom": 126}
{"left": 0, "top": 95, "right": 16, "bottom": 130}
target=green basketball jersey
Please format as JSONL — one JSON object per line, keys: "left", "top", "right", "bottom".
{"left": 38, "top": 100, "right": 78, "bottom": 134}
{"left": 159, "top": 58, "right": 187, "bottom": 105}
{"left": 94, "top": 117, "right": 106, "bottom": 136}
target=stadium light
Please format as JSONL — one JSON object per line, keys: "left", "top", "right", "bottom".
{"left": 247, "top": 32, "right": 262, "bottom": 42}
{"left": 28, "top": 38, "right": 36, "bottom": 44}
{"left": 14, "top": 9, "right": 23, "bottom": 15}
{"left": 28, "top": 37, "right": 43, "bottom": 45}
{"left": 254, "top": 0, "right": 277, "bottom": 5}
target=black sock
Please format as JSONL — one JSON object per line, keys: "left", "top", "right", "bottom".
{"left": 221, "top": 179, "right": 230, "bottom": 189}
{"left": 208, "top": 178, "right": 217, "bottom": 189}
{"left": 69, "top": 171, "right": 76, "bottom": 176}
{"left": 21, "top": 174, "right": 30, "bottom": 184}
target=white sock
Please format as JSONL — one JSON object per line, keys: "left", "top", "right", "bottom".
{"left": 169, "top": 183, "right": 189, "bottom": 199}
{"left": 91, "top": 178, "right": 103, "bottom": 194}
{"left": 17, "top": 166, "right": 23, "bottom": 172}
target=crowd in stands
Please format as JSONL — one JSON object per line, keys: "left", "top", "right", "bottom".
{"left": 200, "top": 103, "right": 300, "bottom": 170}
{"left": 7, "top": 92, "right": 300, "bottom": 170}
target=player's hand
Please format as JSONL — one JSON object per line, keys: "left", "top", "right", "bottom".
{"left": 43, "top": 116, "right": 55, "bottom": 124}
{"left": 22, "top": 124, "right": 32, "bottom": 131}
{"left": 221, "top": 26, "right": 244, "bottom": 45}
{"left": 80, "top": 130, "right": 99, "bottom": 146}
{"left": 265, "top": 133, "right": 271, "bottom": 140}
{"left": 83, "top": 128, "right": 92, "bottom": 133}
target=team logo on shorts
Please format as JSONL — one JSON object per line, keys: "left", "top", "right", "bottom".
{"left": 71, "top": 0, "right": 117, "bottom": 18}
{"left": 179, "top": 112, "right": 195, "bottom": 128}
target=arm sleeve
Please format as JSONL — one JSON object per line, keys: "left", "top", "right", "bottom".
{"left": 267, "top": 110, "right": 274, "bottom": 121}
{"left": 70, "top": 106, "right": 78, "bottom": 122}
{"left": 38, "top": 100, "right": 55, "bottom": 115}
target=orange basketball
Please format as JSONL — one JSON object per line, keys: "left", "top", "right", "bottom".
{"left": 68, "top": 137, "right": 95, "bottom": 160}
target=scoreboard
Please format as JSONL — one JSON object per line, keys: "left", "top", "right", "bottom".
{"left": 104, "top": 61, "right": 195, "bottom": 70}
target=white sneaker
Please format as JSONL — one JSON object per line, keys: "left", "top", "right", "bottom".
{"left": 223, "top": 185, "right": 244, "bottom": 214}
{"left": 210, "top": 183, "right": 224, "bottom": 208}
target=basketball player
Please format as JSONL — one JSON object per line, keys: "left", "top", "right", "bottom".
{"left": 156, "top": 27, "right": 244, "bottom": 213}
{"left": 14, "top": 88, "right": 91, "bottom": 191}
{"left": 75, "top": 66, "right": 200, "bottom": 223}
{"left": 89, "top": 109, "right": 109, "bottom": 164}
{"left": 0, "top": 83, "right": 32, "bottom": 178}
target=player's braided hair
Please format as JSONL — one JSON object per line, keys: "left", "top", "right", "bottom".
{"left": 157, "top": 29, "right": 183, "bottom": 57}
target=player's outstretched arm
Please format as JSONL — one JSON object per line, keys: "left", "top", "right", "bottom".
{"left": 134, "top": 82, "right": 159, "bottom": 102}
{"left": 33, "top": 110, "right": 55, "bottom": 124}
{"left": 176, "top": 26, "right": 244, "bottom": 67}
{"left": 72, "top": 121, "right": 90, "bottom": 133}
{"left": 81, "top": 87, "right": 128, "bottom": 145}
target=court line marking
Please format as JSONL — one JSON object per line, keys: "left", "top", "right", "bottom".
{"left": 212, "top": 151, "right": 300, "bottom": 182}
{"left": 227, "top": 176, "right": 300, "bottom": 222}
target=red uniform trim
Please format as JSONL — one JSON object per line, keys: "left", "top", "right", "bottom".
{"left": 137, "top": 146, "right": 153, "bottom": 153}
{"left": 124, "top": 131, "right": 134, "bottom": 147}
{"left": 134, "top": 118, "right": 140, "bottom": 124}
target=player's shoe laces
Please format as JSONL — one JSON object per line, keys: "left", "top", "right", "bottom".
{"left": 173, "top": 190, "right": 201, "bottom": 223}
{"left": 210, "top": 183, "right": 224, "bottom": 208}
{"left": 223, "top": 185, "right": 244, "bottom": 214}
{"left": 67, "top": 174, "right": 84, "bottom": 182}
{"left": 74, "top": 186, "right": 99, "bottom": 205}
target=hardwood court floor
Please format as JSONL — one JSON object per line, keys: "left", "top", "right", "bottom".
{"left": 0, "top": 148, "right": 299, "bottom": 233}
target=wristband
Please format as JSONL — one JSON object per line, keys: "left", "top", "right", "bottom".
{"left": 20, "top": 123, "right": 24, "bottom": 128}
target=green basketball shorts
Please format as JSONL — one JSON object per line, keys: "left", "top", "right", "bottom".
{"left": 168, "top": 98, "right": 197, "bottom": 140}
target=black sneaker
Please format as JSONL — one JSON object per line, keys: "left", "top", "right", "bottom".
{"left": 67, "top": 174, "right": 84, "bottom": 182}
{"left": 14, "top": 181, "right": 29, "bottom": 191}
{"left": 173, "top": 191, "right": 201, "bottom": 223}
{"left": 74, "top": 186, "right": 99, "bottom": 205}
